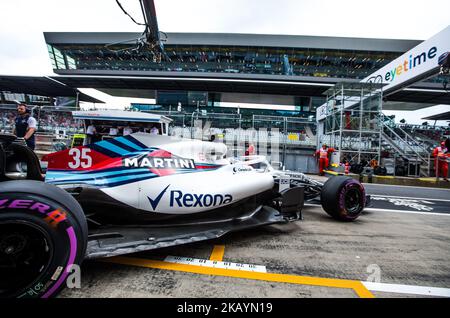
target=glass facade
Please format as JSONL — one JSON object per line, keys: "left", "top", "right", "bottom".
{"left": 156, "top": 90, "right": 208, "bottom": 107}
{"left": 46, "top": 43, "right": 402, "bottom": 80}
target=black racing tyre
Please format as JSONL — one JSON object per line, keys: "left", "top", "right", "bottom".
{"left": 320, "top": 176, "right": 366, "bottom": 221}
{"left": 0, "top": 180, "right": 88, "bottom": 298}
{"left": 350, "top": 163, "right": 363, "bottom": 174}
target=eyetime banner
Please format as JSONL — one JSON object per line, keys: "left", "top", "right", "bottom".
{"left": 317, "top": 25, "right": 450, "bottom": 121}
{"left": 363, "top": 25, "right": 450, "bottom": 94}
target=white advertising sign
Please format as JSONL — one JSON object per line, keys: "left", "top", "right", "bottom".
{"left": 317, "top": 25, "right": 450, "bottom": 122}
{"left": 316, "top": 104, "right": 328, "bottom": 121}
{"left": 363, "top": 25, "right": 450, "bottom": 93}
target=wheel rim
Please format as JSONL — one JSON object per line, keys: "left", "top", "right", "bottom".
{"left": 344, "top": 187, "right": 362, "bottom": 215}
{"left": 0, "top": 222, "right": 53, "bottom": 297}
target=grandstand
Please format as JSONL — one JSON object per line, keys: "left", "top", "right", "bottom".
{"left": 1, "top": 9, "right": 448, "bottom": 176}
{"left": 45, "top": 32, "right": 410, "bottom": 79}
{"left": 43, "top": 32, "right": 450, "bottom": 112}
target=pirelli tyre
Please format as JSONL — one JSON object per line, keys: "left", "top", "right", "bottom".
{"left": 320, "top": 176, "right": 366, "bottom": 221}
{"left": 0, "top": 180, "right": 88, "bottom": 298}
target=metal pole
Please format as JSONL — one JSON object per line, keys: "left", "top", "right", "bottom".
{"left": 283, "top": 117, "right": 287, "bottom": 167}
{"left": 393, "top": 153, "right": 396, "bottom": 176}
{"left": 359, "top": 86, "right": 363, "bottom": 163}
{"left": 378, "top": 91, "right": 382, "bottom": 164}
{"left": 75, "top": 92, "right": 80, "bottom": 111}
{"left": 428, "top": 153, "right": 431, "bottom": 177}
{"left": 338, "top": 85, "right": 344, "bottom": 163}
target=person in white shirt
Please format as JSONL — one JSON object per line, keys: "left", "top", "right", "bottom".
{"left": 109, "top": 125, "right": 118, "bottom": 136}
{"left": 150, "top": 126, "right": 159, "bottom": 135}
{"left": 86, "top": 121, "right": 97, "bottom": 144}
{"left": 123, "top": 126, "right": 133, "bottom": 136}
{"left": 86, "top": 123, "right": 96, "bottom": 135}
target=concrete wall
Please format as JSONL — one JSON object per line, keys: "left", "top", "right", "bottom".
{"left": 284, "top": 148, "right": 318, "bottom": 174}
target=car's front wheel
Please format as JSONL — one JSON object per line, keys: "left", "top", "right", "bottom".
{"left": 320, "top": 176, "right": 366, "bottom": 221}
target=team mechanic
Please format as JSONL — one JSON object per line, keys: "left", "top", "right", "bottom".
{"left": 13, "top": 103, "right": 37, "bottom": 150}
{"left": 433, "top": 139, "right": 449, "bottom": 181}
{"left": 315, "top": 144, "right": 335, "bottom": 176}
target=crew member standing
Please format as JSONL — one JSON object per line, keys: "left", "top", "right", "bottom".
{"left": 123, "top": 124, "right": 133, "bottom": 136}
{"left": 109, "top": 124, "right": 118, "bottom": 137}
{"left": 433, "top": 140, "right": 449, "bottom": 181}
{"left": 315, "top": 144, "right": 335, "bottom": 176}
{"left": 245, "top": 142, "right": 256, "bottom": 156}
{"left": 150, "top": 125, "right": 159, "bottom": 135}
{"left": 86, "top": 120, "right": 97, "bottom": 144}
{"left": 13, "top": 103, "right": 37, "bottom": 150}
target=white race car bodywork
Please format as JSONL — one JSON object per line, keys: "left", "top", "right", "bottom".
{"left": 49, "top": 133, "right": 277, "bottom": 215}
{"left": 102, "top": 163, "right": 274, "bottom": 214}
{"left": 109, "top": 134, "right": 275, "bottom": 214}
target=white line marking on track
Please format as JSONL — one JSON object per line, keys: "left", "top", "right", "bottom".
{"left": 304, "top": 204, "right": 450, "bottom": 216}
{"left": 364, "top": 207, "right": 450, "bottom": 216}
{"left": 164, "top": 256, "right": 267, "bottom": 273}
{"left": 362, "top": 281, "right": 450, "bottom": 297}
{"left": 363, "top": 183, "right": 450, "bottom": 191}
{"left": 370, "top": 194, "right": 450, "bottom": 203}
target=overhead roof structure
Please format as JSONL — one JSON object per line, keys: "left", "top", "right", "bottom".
{"left": 48, "top": 73, "right": 450, "bottom": 105}
{"left": 422, "top": 110, "right": 450, "bottom": 121}
{"left": 49, "top": 73, "right": 336, "bottom": 97}
{"left": 72, "top": 110, "right": 172, "bottom": 123}
{"left": 43, "top": 32, "right": 421, "bottom": 53}
{"left": 0, "top": 75, "right": 104, "bottom": 103}
{"left": 386, "top": 87, "right": 450, "bottom": 105}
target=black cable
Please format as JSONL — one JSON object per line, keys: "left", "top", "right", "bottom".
{"left": 110, "top": 0, "right": 169, "bottom": 61}
{"left": 115, "top": 0, "right": 146, "bottom": 26}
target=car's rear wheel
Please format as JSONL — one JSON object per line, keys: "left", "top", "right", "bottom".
{"left": 320, "top": 176, "right": 366, "bottom": 221}
{"left": 0, "top": 180, "right": 87, "bottom": 298}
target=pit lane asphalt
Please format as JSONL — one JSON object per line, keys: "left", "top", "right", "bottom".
{"left": 363, "top": 183, "right": 450, "bottom": 201}
{"left": 60, "top": 183, "right": 450, "bottom": 298}
{"left": 362, "top": 183, "right": 450, "bottom": 215}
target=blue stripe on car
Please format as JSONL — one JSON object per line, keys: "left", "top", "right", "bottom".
{"left": 114, "top": 136, "right": 144, "bottom": 151}
{"left": 46, "top": 168, "right": 150, "bottom": 182}
{"left": 123, "top": 135, "right": 149, "bottom": 149}
{"left": 96, "top": 141, "right": 130, "bottom": 156}
{"left": 108, "top": 138, "right": 139, "bottom": 153}
{"left": 48, "top": 172, "right": 158, "bottom": 187}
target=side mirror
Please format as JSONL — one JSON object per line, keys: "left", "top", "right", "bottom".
{"left": 271, "top": 161, "right": 284, "bottom": 170}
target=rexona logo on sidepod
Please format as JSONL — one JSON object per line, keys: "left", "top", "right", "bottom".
{"left": 147, "top": 185, "right": 233, "bottom": 211}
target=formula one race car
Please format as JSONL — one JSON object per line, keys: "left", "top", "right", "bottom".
{"left": 0, "top": 132, "right": 368, "bottom": 298}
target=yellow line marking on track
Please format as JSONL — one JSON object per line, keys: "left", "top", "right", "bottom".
{"left": 209, "top": 245, "right": 225, "bottom": 261}
{"left": 324, "top": 170, "right": 339, "bottom": 176}
{"left": 104, "top": 256, "right": 375, "bottom": 298}
{"left": 374, "top": 175, "right": 395, "bottom": 179}
{"left": 418, "top": 178, "right": 439, "bottom": 182}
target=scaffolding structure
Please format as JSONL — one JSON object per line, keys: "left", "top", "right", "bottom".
{"left": 320, "top": 82, "right": 384, "bottom": 164}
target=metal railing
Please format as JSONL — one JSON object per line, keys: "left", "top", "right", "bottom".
{"left": 381, "top": 120, "right": 431, "bottom": 177}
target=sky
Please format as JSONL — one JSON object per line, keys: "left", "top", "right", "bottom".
{"left": 0, "top": 0, "right": 449, "bottom": 124}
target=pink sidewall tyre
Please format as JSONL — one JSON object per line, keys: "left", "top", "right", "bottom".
{"left": 320, "top": 176, "right": 366, "bottom": 222}
{"left": 0, "top": 180, "right": 87, "bottom": 298}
